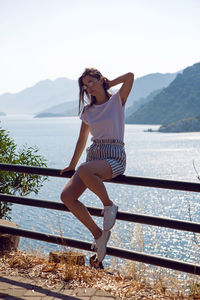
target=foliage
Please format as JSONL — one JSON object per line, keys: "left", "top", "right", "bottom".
{"left": 159, "top": 115, "right": 200, "bottom": 132}
{"left": 0, "top": 123, "right": 47, "bottom": 220}
{"left": 126, "top": 88, "right": 163, "bottom": 118}
{"left": 126, "top": 62, "right": 200, "bottom": 125}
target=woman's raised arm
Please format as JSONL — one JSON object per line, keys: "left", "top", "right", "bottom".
{"left": 108, "top": 72, "right": 134, "bottom": 105}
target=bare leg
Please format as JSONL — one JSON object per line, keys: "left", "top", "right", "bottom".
{"left": 61, "top": 160, "right": 113, "bottom": 239}
{"left": 77, "top": 160, "right": 113, "bottom": 207}
{"left": 61, "top": 172, "right": 102, "bottom": 239}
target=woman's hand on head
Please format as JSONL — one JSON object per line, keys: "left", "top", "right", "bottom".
{"left": 107, "top": 80, "right": 112, "bottom": 89}
{"left": 102, "top": 77, "right": 112, "bottom": 89}
{"left": 105, "top": 79, "right": 118, "bottom": 89}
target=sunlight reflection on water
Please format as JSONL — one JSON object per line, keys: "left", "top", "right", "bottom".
{"left": 1, "top": 116, "right": 200, "bottom": 269}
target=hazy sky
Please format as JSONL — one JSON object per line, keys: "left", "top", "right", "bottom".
{"left": 1, "top": 0, "right": 200, "bottom": 94}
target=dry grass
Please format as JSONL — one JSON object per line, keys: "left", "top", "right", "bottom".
{"left": 0, "top": 250, "right": 200, "bottom": 299}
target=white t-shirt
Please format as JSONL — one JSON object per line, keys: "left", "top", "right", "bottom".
{"left": 80, "top": 91, "right": 125, "bottom": 142}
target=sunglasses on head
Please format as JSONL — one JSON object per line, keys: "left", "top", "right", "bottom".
{"left": 83, "top": 79, "right": 99, "bottom": 90}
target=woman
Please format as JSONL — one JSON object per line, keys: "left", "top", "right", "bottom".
{"left": 60, "top": 68, "right": 134, "bottom": 263}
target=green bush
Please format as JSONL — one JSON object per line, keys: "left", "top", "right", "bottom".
{"left": 0, "top": 122, "right": 47, "bottom": 220}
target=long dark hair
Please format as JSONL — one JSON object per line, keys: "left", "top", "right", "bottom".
{"left": 78, "top": 68, "right": 111, "bottom": 115}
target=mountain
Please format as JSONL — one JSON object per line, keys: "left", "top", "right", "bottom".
{"left": 126, "top": 62, "right": 200, "bottom": 124}
{"left": 33, "top": 72, "right": 178, "bottom": 118}
{"left": 0, "top": 71, "right": 178, "bottom": 115}
{"left": 34, "top": 100, "right": 78, "bottom": 118}
{"left": 0, "top": 78, "right": 78, "bottom": 114}
{"left": 125, "top": 72, "right": 178, "bottom": 108}
{"left": 0, "top": 112, "right": 6, "bottom": 116}
{"left": 126, "top": 88, "right": 163, "bottom": 118}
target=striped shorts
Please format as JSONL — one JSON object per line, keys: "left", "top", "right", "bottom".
{"left": 86, "top": 139, "right": 126, "bottom": 178}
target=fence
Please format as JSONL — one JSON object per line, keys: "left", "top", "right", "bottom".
{"left": 0, "top": 163, "right": 200, "bottom": 275}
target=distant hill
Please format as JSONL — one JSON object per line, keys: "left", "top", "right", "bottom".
{"left": 0, "top": 78, "right": 78, "bottom": 114}
{"left": 0, "top": 71, "right": 178, "bottom": 115}
{"left": 126, "top": 62, "right": 200, "bottom": 124}
{"left": 35, "top": 73, "right": 177, "bottom": 118}
{"left": 34, "top": 100, "right": 78, "bottom": 118}
{"left": 0, "top": 112, "right": 6, "bottom": 116}
{"left": 159, "top": 115, "right": 200, "bottom": 132}
{"left": 125, "top": 72, "right": 178, "bottom": 109}
{"left": 126, "top": 88, "right": 163, "bottom": 118}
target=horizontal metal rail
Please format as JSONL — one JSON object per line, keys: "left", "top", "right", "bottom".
{"left": 0, "top": 163, "right": 200, "bottom": 192}
{"left": 1, "top": 193, "right": 200, "bottom": 233}
{"left": 0, "top": 224, "right": 199, "bottom": 275}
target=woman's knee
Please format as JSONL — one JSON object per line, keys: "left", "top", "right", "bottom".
{"left": 77, "top": 163, "right": 90, "bottom": 178}
{"left": 60, "top": 189, "right": 66, "bottom": 203}
{"left": 61, "top": 172, "right": 87, "bottom": 205}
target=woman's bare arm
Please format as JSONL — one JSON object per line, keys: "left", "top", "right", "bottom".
{"left": 60, "top": 121, "right": 90, "bottom": 174}
{"left": 108, "top": 72, "right": 134, "bottom": 105}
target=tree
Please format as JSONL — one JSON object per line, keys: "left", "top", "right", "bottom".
{"left": 0, "top": 122, "right": 47, "bottom": 220}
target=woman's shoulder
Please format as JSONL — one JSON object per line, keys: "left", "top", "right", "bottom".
{"left": 82, "top": 104, "right": 90, "bottom": 113}
{"left": 109, "top": 90, "right": 124, "bottom": 107}
{"left": 110, "top": 90, "right": 122, "bottom": 102}
{"left": 110, "top": 90, "right": 120, "bottom": 99}
{"left": 80, "top": 104, "right": 90, "bottom": 124}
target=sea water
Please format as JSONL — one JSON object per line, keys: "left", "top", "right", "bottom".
{"left": 0, "top": 115, "right": 200, "bottom": 267}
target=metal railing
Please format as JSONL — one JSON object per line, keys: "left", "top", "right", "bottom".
{"left": 0, "top": 163, "right": 200, "bottom": 275}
